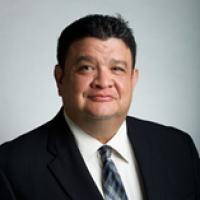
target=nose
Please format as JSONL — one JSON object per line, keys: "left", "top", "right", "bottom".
{"left": 90, "top": 68, "right": 113, "bottom": 89}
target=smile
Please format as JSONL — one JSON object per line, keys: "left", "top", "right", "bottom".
{"left": 88, "top": 95, "right": 114, "bottom": 102}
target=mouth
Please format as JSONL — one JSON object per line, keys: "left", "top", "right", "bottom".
{"left": 88, "top": 94, "right": 114, "bottom": 102}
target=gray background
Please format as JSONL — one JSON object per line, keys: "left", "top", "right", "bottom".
{"left": 0, "top": 0, "right": 199, "bottom": 153}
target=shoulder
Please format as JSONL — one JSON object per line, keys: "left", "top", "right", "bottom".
{"left": 126, "top": 116, "right": 196, "bottom": 151}
{"left": 126, "top": 116, "right": 200, "bottom": 174}
{"left": 0, "top": 120, "right": 52, "bottom": 168}
{"left": 126, "top": 115, "right": 190, "bottom": 137}
{"left": 127, "top": 116, "right": 200, "bottom": 196}
{"left": 0, "top": 120, "right": 51, "bottom": 147}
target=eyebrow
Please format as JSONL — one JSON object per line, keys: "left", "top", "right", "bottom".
{"left": 74, "top": 56, "right": 128, "bottom": 67}
{"left": 75, "top": 55, "right": 96, "bottom": 65}
{"left": 110, "top": 59, "right": 128, "bottom": 67}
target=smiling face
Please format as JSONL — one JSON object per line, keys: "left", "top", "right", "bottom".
{"left": 55, "top": 37, "right": 138, "bottom": 125}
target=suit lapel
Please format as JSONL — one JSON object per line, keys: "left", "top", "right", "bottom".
{"left": 47, "top": 110, "right": 103, "bottom": 200}
{"left": 126, "top": 117, "right": 171, "bottom": 200}
{"left": 46, "top": 111, "right": 169, "bottom": 200}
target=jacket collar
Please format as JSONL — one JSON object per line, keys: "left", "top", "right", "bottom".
{"left": 47, "top": 109, "right": 103, "bottom": 200}
{"left": 126, "top": 116, "right": 172, "bottom": 200}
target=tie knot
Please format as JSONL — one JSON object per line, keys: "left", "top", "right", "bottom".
{"left": 98, "top": 145, "right": 112, "bottom": 163}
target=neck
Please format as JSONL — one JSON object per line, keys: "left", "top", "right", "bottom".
{"left": 82, "top": 118, "right": 125, "bottom": 144}
{"left": 66, "top": 112, "right": 126, "bottom": 144}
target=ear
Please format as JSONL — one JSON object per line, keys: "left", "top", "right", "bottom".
{"left": 131, "top": 68, "right": 139, "bottom": 90}
{"left": 54, "top": 65, "right": 64, "bottom": 96}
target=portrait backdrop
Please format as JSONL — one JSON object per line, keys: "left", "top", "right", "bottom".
{"left": 0, "top": 0, "right": 199, "bottom": 153}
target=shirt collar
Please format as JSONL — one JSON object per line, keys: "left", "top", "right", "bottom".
{"left": 63, "top": 111, "right": 131, "bottom": 163}
{"left": 106, "top": 121, "right": 131, "bottom": 163}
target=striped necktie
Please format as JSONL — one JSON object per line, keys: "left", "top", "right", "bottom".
{"left": 98, "top": 145, "right": 128, "bottom": 200}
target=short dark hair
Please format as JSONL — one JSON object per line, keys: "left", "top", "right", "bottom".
{"left": 57, "top": 14, "right": 137, "bottom": 68}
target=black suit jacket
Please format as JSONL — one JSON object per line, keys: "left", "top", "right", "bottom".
{"left": 0, "top": 110, "right": 199, "bottom": 200}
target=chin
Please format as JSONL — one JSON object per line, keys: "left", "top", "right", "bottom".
{"left": 85, "top": 110, "right": 126, "bottom": 121}
{"left": 88, "top": 115, "right": 116, "bottom": 120}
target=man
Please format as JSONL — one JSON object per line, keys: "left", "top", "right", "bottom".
{"left": 0, "top": 14, "right": 199, "bottom": 200}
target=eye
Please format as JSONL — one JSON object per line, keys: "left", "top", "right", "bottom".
{"left": 111, "top": 66, "right": 126, "bottom": 73}
{"left": 77, "top": 65, "right": 95, "bottom": 74}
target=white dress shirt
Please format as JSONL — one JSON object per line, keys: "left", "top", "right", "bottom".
{"left": 64, "top": 112, "right": 144, "bottom": 200}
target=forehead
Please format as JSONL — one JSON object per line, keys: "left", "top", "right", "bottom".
{"left": 65, "top": 37, "right": 132, "bottom": 65}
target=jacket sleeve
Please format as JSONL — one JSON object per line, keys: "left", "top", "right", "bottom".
{"left": 0, "top": 168, "right": 16, "bottom": 200}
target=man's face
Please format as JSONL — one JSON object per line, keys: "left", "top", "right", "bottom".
{"left": 55, "top": 37, "right": 138, "bottom": 123}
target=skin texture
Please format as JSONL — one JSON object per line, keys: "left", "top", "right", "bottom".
{"left": 55, "top": 37, "right": 138, "bottom": 143}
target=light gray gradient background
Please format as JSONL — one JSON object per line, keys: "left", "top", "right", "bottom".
{"left": 0, "top": 0, "right": 199, "bottom": 153}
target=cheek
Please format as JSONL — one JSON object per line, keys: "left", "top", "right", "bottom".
{"left": 116, "top": 78, "right": 133, "bottom": 96}
{"left": 70, "top": 76, "right": 92, "bottom": 96}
